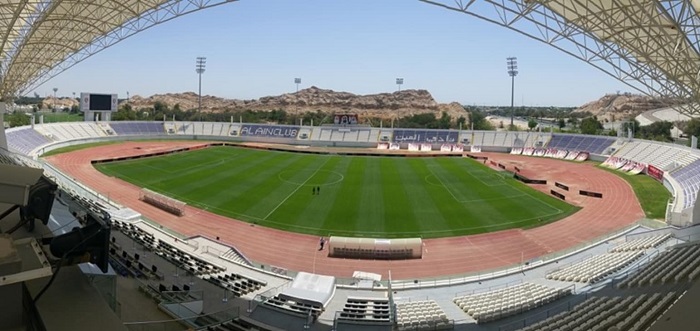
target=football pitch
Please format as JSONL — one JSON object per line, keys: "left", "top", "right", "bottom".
{"left": 95, "top": 146, "right": 579, "bottom": 238}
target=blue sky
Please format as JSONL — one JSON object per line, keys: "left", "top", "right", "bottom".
{"left": 34, "top": 0, "right": 634, "bottom": 107}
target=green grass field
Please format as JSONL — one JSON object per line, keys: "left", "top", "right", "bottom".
{"left": 597, "top": 164, "right": 670, "bottom": 220}
{"left": 95, "top": 146, "right": 579, "bottom": 238}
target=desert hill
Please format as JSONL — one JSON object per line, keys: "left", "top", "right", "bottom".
{"left": 574, "top": 93, "right": 681, "bottom": 121}
{"left": 124, "top": 86, "right": 467, "bottom": 122}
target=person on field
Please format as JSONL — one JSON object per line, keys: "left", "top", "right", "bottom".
{"left": 319, "top": 237, "right": 325, "bottom": 251}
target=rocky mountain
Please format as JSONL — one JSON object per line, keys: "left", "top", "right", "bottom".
{"left": 574, "top": 93, "right": 680, "bottom": 122}
{"left": 124, "top": 86, "right": 467, "bottom": 122}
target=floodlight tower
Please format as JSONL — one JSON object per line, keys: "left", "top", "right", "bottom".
{"left": 396, "top": 78, "right": 404, "bottom": 92}
{"left": 196, "top": 57, "right": 206, "bottom": 117}
{"left": 507, "top": 57, "right": 518, "bottom": 127}
{"left": 294, "top": 78, "right": 301, "bottom": 93}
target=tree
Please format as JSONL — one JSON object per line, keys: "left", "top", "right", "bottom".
{"left": 438, "top": 111, "right": 451, "bottom": 129}
{"left": 467, "top": 109, "right": 493, "bottom": 130}
{"left": 528, "top": 118, "right": 538, "bottom": 131}
{"left": 558, "top": 118, "right": 566, "bottom": 130}
{"left": 5, "top": 111, "right": 30, "bottom": 127}
{"left": 620, "top": 119, "right": 641, "bottom": 137}
{"left": 684, "top": 118, "right": 700, "bottom": 141}
{"left": 456, "top": 115, "right": 467, "bottom": 129}
{"left": 638, "top": 121, "right": 673, "bottom": 142}
{"left": 580, "top": 116, "right": 603, "bottom": 135}
{"left": 567, "top": 117, "right": 579, "bottom": 128}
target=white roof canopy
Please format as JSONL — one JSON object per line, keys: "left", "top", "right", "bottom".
{"left": 0, "top": 0, "right": 238, "bottom": 98}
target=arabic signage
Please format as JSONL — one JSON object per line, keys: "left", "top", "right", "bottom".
{"left": 647, "top": 164, "right": 664, "bottom": 182}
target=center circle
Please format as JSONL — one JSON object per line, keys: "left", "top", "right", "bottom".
{"left": 278, "top": 169, "right": 344, "bottom": 186}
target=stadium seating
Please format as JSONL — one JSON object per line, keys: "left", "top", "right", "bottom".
{"left": 203, "top": 271, "right": 266, "bottom": 297}
{"left": 337, "top": 297, "right": 392, "bottom": 325}
{"left": 36, "top": 122, "right": 107, "bottom": 141}
{"left": 395, "top": 300, "right": 453, "bottom": 330}
{"left": 262, "top": 295, "right": 324, "bottom": 320}
{"left": 155, "top": 239, "right": 225, "bottom": 276}
{"left": 6, "top": 127, "right": 52, "bottom": 155}
{"left": 610, "top": 234, "right": 671, "bottom": 252}
{"left": 617, "top": 242, "right": 700, "bottom": 288}
{"left": 669, "top": 159, "right": 700, "bottom": 209}
{"left": 109, "top": 122, "right": 165, "bottom": 135}
{"left": 546, "top": 251, "right": 644, "bottom": 283}
{"left": 613, "top": 140, "right": 697, "bottom": 171}
{"left": 547, "top": 134, "right": 615, "bottom": 154}
{"left": 517, "top": 292, "right": 678, "bottom": 331}
{"left": 453, "top": 282, "right": 572, "bottom": 324}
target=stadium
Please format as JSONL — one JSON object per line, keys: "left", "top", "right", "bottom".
{"left": 3, "top": 1, "right": 700, "bottom": 331}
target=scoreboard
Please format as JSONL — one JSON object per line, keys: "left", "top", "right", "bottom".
{"left": 80, "top": 93, "right": 118, "bottom": 112}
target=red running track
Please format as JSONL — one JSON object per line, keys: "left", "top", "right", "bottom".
{"left": 45, "top": 142, "right": 645, "bottom": 280}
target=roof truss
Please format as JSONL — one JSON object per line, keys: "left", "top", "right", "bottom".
{"left": 0, "top": 0, "right": 239, "bottom": 99}
{"left": 421, "top": 0, "right": 700, "bottom": 116}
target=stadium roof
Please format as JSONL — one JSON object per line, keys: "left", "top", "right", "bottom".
{"left": 422, "top": 0, "right": 700, "bottom": 115}
{"left": 2, "top": 0, "right": 700, "bottom": 114}
{"left": 0, "top": 0, "right": 238, "bottom": 99}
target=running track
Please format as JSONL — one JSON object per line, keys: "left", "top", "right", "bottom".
{"left": 45, "top": 141, "right": 645, "bottom": 280}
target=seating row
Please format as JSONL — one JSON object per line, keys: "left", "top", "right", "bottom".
{"left": 203, "top": 272, "right": 265, "bottom": 297}
{"left": 263, "top": 295, "right": 324, "bottom": 320}
{"left": 155, "top": 239, "right": 224, "bottom": 276}
{"left": 610, "top": 233, "right": 671, "bottom": 252}
{"left": 337, "top": 297, "right": 391, "bottom": 324}
{"left": 395, "top": 300, "right": 452, "bottom": 330}
{"left": 546, "top": 251, "right": 643, "bottom": 283}
{"left": 453, "top": 282, "right": 571, "bottom": 324}
{"left": 617, "top": 243, "right": 700, "bottom": 288}
{"left": 517, "top": 292, "right": 677, "bottom": 331}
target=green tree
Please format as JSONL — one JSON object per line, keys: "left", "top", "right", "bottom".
{"left": 684, "top": 118, "right": 700, "bottom": 140}
{"left": 5, "top": 111, "right": 30, "bottom": 127}
{"left": 438, "top": 111, "right": 451, "bottom": 129}
{"left": 467, "top": 109, "right": 493, "bottom": 130}
{"left": 638, "top": 121, "right": 673, "bottom": 142}
{"left": 528, "top": 118, "right": 538, "bottom": 131}
{"left": 567, "top": 117, "right": 579, "bottom": 128}
{"left": 620, "top": 119, "right": 641, "bottom": 137}
{"left": 580, "top": 116, "right": 603, "bottom": 135}
{"left": 112, "top": 104, "right": 137, "bottom": 120}
{"left": 456, "top": 115, "right": 467, "bottom": 129}
{"left": 558, "top": 118, "right": 566, "bottom": 130}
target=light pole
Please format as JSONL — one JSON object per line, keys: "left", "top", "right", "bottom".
{"left": 294, "top": 78, "right": 301, "bottom": 93}
{"left": 507, "top": 57, "right": 518, "bottom": 128}
{"left": 52, "top": 87, "right": 57, "bottom": 112}
{"left": 196, "top": 57, "right": 206, "bottom": 120}
{"left": 396, "top": 78, "right": 403, "bottom": 92}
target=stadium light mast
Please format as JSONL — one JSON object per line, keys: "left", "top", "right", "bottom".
{"left": 196, "top": 57, "right": 207, "bottom": 119}
{"left": 52, "top": 87, "right": 58, "bottom": 112}
{"left": 294, "top": 78, "right": 301, "bottom": 93}
{"left": 396, "top": 78, "right": 404, "bottom": 92}
{"left": 507, "top": 57, "right": 518, "bottom": 128}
